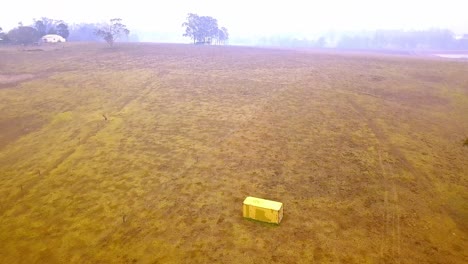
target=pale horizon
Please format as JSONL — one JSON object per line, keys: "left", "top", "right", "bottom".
{"left": 2, "top": 0, "right": 468, "bottom": 42}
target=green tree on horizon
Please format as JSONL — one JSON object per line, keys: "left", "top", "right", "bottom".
{"left": 182, "top": 13, "right": 228, "bottom": 45}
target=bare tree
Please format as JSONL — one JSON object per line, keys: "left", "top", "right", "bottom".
{"left": 95, "top": 18, "right": 129, "bottom": 47}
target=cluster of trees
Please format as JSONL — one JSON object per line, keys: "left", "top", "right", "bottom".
{"left": 3, "top": 14, "right": 468, "bottom": 50}
{"left": 34, "top": 17, "right": 69, "bottom": 39}
{"left": 0, "top": 18, "right": 70, "bottom": 45}
{"left": 2, "top": 13, "right": 227, "bottom": 46}
{"left": 6, "top": 26, "right": 40, "bottom": 45}
{"left": 0, "top": 18, "right": 130, "bottom": 46}
{"left": 2, "top": 13, "right": 230, "bottom": 46}
{"left": 182, "top": 13, "right": 228, "bottom": 44}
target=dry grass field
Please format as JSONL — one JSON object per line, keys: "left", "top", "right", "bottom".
{"left": 0, "top": 43, "right": 467, "bottom": 263}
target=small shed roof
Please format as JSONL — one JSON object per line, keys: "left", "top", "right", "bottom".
{"left": 243, "top": 196, "right": 283, "bottom": 211}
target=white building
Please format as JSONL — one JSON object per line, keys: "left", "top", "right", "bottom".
{"left": 41, "top": 34, "right": 66, "bottom": 43}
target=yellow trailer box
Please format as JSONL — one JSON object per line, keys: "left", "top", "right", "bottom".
{"left": 243, "top": 196, "right": 283, "bottom": 224}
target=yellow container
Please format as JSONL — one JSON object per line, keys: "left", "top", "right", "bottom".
{"left": 243, "top": 196, "right": 283, "bottom": 224}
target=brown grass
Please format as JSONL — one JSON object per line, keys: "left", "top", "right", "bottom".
{"left": 0, "top": 43, "right": 467, "bottom": 263}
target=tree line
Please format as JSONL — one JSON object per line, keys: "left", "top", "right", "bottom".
{"left": 0, "top": 18, "right": 70, "bottom": 45}
{"left": 0, "top": 17, "right": 131, "bottom": 46}
{"left": 5, "top": 14, "right": 464, "bottom": 50}
{"left": 182, "top": 13, "right": 228, "bottom": 44}
{"left": 335, "top": 29, "right": 467, "bottom": 50}
{"left": 0, "top": 13, "right": 229, "bottom": 46}
{"left": 258, "top": 29, "right": 468, "bottom": 50}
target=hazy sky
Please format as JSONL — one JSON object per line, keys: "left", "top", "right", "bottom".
{"left": 2, "top": 0, "right": 468, "bottom": 40}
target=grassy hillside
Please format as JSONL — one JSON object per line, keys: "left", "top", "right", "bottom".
{"left": 0, "top": 43, "right": 467, "bottom": 263}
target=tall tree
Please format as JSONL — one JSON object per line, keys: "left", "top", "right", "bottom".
{"left": 34, "top": 20, "right": 47, "bottom": 36}
{"left": 0, "top": 27, "right": 7, "bottom": 42}
{"left": 216, "top": 27, "right": 229, "bottom": 45}
{"left": 34, "top": 17, "right": 57, "bottom": 37}
{"left": 56, "top": 23, "right": 69, "bottom": 39}
{"left": 182, "top": 13, "right": 200, "bottom": 44}
{"left": 95, "top": 18, "right": 129, "bottom": 47}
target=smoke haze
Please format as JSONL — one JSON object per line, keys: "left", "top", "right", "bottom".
{"left": 3, "top": 0, "right": 468, "bottom": 44}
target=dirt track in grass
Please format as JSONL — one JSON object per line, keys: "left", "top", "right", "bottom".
{"left": 0, "top": 43, "right": 467, "bottom": 263}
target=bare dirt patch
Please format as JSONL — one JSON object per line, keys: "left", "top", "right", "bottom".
{"left": 0, "top": 74, "right": 36, "bottom": 88}
{"left": 0, "top": 115, "right": 46, "bottom": 150}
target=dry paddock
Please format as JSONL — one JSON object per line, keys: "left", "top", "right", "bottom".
{"left": 0, "top": 43, "right": 467, "bottom": 263}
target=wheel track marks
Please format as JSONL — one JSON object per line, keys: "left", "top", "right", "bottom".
{"left": 346, "top": 95, "right": 406, "bottom": 263}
